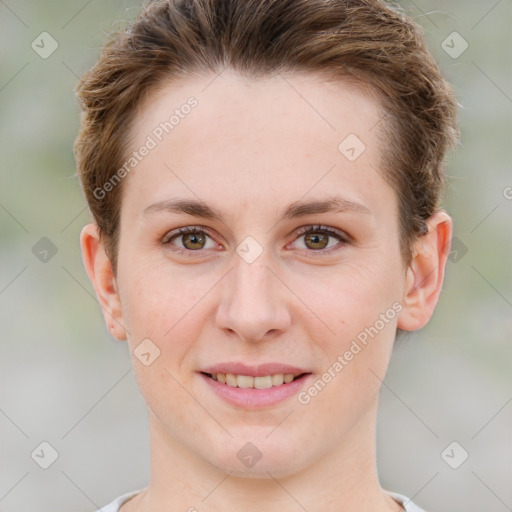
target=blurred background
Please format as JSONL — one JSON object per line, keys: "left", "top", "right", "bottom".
{"left": 1, "top": 0, "right": 511, "bottom": 510}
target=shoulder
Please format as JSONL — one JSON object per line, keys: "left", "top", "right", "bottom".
{"left": 99, "top": 489, "right": 426, "bottom": 512}
{"left": 94, "top": 490, "right": 141, "bottom": 512}
{"left": 386, "top": 490, "right": 428, "bottom": 512}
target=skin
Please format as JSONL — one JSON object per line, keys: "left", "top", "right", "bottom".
{"left": 81, "top": 69, "right": 452, "bottom": 512}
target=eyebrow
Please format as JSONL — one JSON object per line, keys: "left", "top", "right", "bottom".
{"left": 143, "top": 196, "right": 372, "bottom": 223}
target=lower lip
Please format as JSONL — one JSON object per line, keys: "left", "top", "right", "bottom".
{"left": 199, "top": 373, "right": 312, "bottom": 408}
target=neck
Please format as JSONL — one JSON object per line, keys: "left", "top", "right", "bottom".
{"left": 125, "top": 400, "right": 403, "bottom": 512}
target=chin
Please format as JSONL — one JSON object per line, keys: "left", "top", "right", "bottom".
{"left": 202, "top": 434, "right": 313, "bottom": 479}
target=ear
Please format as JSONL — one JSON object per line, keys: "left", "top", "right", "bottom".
{"left": 397, "top": 210, "right": 453, "bottom": 331}
{"left": 80, "top": 223, "right": 127, "bottom": 341}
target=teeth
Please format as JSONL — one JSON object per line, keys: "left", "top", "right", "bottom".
{"left": 254, "top": 376, "right": 273, "bottom": 389}
{"left": 226, "top": 373, "right": 237, "bottom": 387}
{"left": 209, "top": 372, "right": 301, "bottom": 388}
{"left": 272, "top": 374, "right": 284, "bottom": 386}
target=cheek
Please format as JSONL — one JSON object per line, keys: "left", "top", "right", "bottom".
{"left": 298, "top": 307, "right": 397, "bottom": 435}
{"left": 119, "top": 268, "right": 208, "bottom": 419}
{"left": 291, "top": 256, "right": 402, "bottom": 408}
{"left": 120, "top": 261, "right": 206, "bottom": 338}
{"left": 292, "top": 258, "right": 402, "bottom": 341}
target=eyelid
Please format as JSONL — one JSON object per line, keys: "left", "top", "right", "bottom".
{"left": 161, "top": 225, "right": 215, "bottom": 244}
{"left": 162, "top": 226, "right": 220, "bottom": 255}
{"left": 288, "top": 224, "right": 350, "bottom": 253}
{"left": 293, "top": 224, "right": 350, "bottom": 243}
{"left": 162, "top": 224, "right": 350, "bottom": 255}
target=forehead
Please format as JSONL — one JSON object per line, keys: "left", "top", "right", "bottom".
{"left": 132, "top": 69, "right": 383, "bottom": 147}
{"left": 122, "top": 69, "right": 393, "bottom": 223}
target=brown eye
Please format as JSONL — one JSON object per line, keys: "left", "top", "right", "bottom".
{"left": 304, "top": 232, "right": 329, "bottom": 250}
{"left": 292, "top": 225, "right": 349, "bottom": 254}
{"left": 163, "top": 226, "right": 217, "bottom": 253}
{"left": 181, "top": 231, "right": 206, "bottom": 250}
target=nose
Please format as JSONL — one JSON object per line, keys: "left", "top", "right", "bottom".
{"left": 215, "top": 254, "right": 291, "bottom": 343}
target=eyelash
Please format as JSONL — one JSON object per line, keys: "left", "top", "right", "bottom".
{"left": 162, "top": 224, "right": 350, "bottom": 257}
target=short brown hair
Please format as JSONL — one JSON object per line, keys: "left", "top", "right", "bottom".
{"left": 74, "top": 0, "right": 459, "bottom": 274}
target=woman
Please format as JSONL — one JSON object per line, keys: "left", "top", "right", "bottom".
{"left": 75, "top": 0, "right": 459, "bottom": 510}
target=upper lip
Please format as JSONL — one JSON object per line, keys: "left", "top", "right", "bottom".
{"left": 200, "top": 362, "right": 310, "bottom": 377}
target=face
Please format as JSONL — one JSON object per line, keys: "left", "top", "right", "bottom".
{"left": 103, "top": 70, "right": 411, "bottom": 476}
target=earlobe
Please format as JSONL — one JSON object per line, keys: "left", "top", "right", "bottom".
{"left": 397, "top": 211, "right": 453, "bottom": 332}
{"left": 80, "top": 223, "right": 127, "bottom": 341}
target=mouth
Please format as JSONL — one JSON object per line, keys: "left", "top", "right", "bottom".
{"left": 200, "top": 371, "right": 309, "bottom": 389}
{"left": 198, "top": 362, "right": 313, "bottom": 408}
